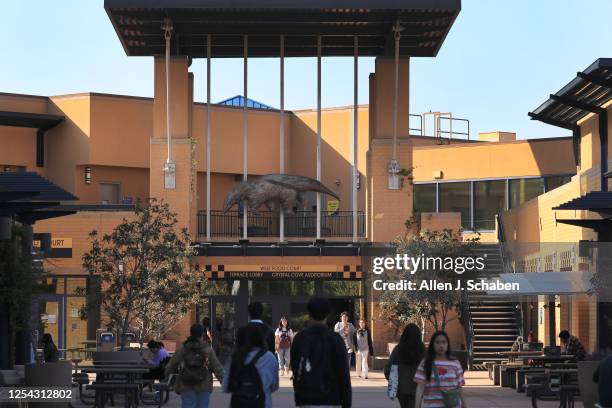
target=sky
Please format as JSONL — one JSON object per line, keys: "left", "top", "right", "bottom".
{"left": 1, "top": 0, "right": 611, "bottom": 140}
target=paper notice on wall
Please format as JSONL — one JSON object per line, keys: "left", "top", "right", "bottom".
{"left": 71, "top": 308, "right": 79, "bottom": 318}
{"left": 46, "top": 314, "right": 57, "bottom": 324}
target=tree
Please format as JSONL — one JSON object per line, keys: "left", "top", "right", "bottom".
{"left": 378, "top": 228, "right": 481, "bottom": 338}
{"left": 82, "top": 199, "right": 197, "bottom": 348}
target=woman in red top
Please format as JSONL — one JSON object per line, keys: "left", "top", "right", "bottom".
{"left": 414, "top": 331, "right": 467, "bottom": 408}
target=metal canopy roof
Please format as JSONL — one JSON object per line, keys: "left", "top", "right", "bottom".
{"left": 104, "top": 0, "right": 461, "bottom": 58}
{"left": 0, "top": 172, "right": 78, "bottom": 202}
{"left": 0, "top": 111, "right": 64, "bottom": 130}
{"left": 529, "top": 58, "right": 612, "bottom": 129}
{"left": 553, "top": 192, "right": 612, "bottom": 212}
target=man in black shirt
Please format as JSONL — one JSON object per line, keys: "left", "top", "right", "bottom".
{"left": 291, "top": 297, "right": 351, "bottom": 408}
{"left": 247, "top": 302, "right": 275, "bottom": 353}
{"left": 594, "top": 353, "right": 612, "bottom": 407}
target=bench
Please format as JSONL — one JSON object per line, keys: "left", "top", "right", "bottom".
{"left": 141, "top": 374, "right": 175, "bottom": 408}
{"left": 87, "top": 383, "right": 140, "bottom": 408}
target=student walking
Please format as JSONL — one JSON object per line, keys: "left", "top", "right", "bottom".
{"left": 275, "top": 317, "right": 293, "bottom": 376}
{"left": 291, "top": 297, "right": 352, "bottom": 408}
{"left": 385, "top": 323, "right": 425, "bottom": 408}
{"left": 414, "top": 331, "right": 467, "bottom": 408}
{"left": 353, "top": 319, "right": 374, "bottom": 379}
{"left": 247, "top": 302, "right": 276, "bottom": 353}
{"left": 223, "top": 325, "right": 279, "bottom": 408}
{"left": 334, "top": 311, "right": 356, "bottom": 371}
{"left": 165, "top": 324, "right": 224, "bottom": 408}
{"left": 41, "top": 333, "right": 59, "bottom": 363}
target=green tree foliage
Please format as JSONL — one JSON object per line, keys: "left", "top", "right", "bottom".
{"left": 82, "top": 199, "right": 198, "bottom": 347}
{"left": 379, "top": 229, "right": 480, "bottom": 336}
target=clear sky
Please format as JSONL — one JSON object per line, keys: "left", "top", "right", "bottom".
{"left": 1, "top": 0, "right": 611, "bottom": 140}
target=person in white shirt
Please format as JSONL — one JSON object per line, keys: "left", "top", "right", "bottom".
{"left": 274, "top": 317, "right": 293, "bottom": 376}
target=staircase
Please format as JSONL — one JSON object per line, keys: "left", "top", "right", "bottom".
{"left": 469, "top": 296, "right": 520, "bottom": 365}
{"left": 466, "top": 244, "right": 520, "bottom": 366}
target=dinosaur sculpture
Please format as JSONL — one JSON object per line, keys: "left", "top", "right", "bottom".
{"left": 223, "top": 174, "right": 340, "bottom": 215}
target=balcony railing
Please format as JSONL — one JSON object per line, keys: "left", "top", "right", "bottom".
{"left": 197, "top": 210, "right": 365, "bottom": 238}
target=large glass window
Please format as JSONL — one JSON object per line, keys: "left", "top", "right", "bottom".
{"left": 439, "top": 182, "right": 471, "bottom": 228}
{"left": 413, "top": 184, "right": 437, "bottom": 213}
{"left": 509, "top": 178, "right": 544, "bottom": 209}
{"left": 474, "top": 180, "right": 506, "bottom": 230}
{"left": 545, "top": 175, "right": 571, "bottom": 192}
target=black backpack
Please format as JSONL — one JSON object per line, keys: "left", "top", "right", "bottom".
{"left": 230, "top": 349, "right": 267, "bottom": 408}
{"left": 179, "top": 341, "right": 209, "bottom": 386}
{"left": 293, "top": 328, "right": 333, "bottom": 397}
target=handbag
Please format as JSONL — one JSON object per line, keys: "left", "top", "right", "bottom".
{"left": 433, "top": 365, "right": 461, "bottom": 408}
{"left": 387, "top": 364, "right": 399, "bottom": 399}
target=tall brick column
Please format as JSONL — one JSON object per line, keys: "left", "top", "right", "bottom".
{"left": 367, "top": 57, "right": 412, "bottom": 243}
{"left": 150, "top": 57, "right": 197, "bottom": 237}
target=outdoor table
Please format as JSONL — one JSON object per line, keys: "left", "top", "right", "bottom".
{"left": 81, "top": 366, "right": 149, "bottom": 408}
{"left": 524, "top": 355, "right": 575, "bottom": 367}
{"left": 548, "top": 369, "right": 579, "bottom": 408}
{"left": 496, "top": 351, "right": 543, "bottom": 360}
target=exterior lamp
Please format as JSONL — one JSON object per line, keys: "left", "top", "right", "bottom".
{"left": 163, "top": 159, "right": 176, "bottom": 189}
{"left": 388, "top": 159, "right": 400, "bottom": 189}
{"left": 118, "top": 261, "right": 124, "bottom": 274}
{"left": 85, "top": 167, "right": 92, "bottom": 184}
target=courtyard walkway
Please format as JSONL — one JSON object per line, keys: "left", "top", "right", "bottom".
{"left": 147, "top": 370, "right": 583, "bottom": 408}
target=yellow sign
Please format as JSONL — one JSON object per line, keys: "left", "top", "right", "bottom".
{"left": 33, "top": 237, "right": 72, "bottom": 249}
{"left": 51, "top": 238, "right": 72, "bottom": 249}
{"left": 326, "top": 200, "right": 340, "bottom": 214}
{"left": 222, "top": 264, "right": 351, "bottom": 272}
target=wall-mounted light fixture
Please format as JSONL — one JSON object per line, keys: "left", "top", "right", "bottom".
{"left": 335, "top": 178, "right": 341, "bottom": 187}
{"left": 85, "top": 167, "right": 92, "bottom": 184}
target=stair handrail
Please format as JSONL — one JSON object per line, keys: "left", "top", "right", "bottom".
{"left": 496, "top": 213, "right": 514, "bottom": 274}
{"left": 496, "top": 213, "right": 524, "bottom": 340}
{"left": 459, "top": 281, "right": 475, "bottom": 370}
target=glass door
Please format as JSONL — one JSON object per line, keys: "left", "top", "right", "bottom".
{"left": 210, "top": 298, "right": 238, "bottom": 364}
{"left": 34, "top": 295, "right": 65, "bottom": 358}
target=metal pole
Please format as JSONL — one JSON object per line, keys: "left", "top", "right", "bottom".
{"left": 206, "top": 34, "right": 211, "bottom": 241}
{"left": 393, "top": 24, "right": 400, "bottom": 161}
{"left": 316, "top": 36, "right": 322, "bottom": 240}
{"left": 353, "top": 36, "right": 358, "bottom": 242}
{"left": 279, "top": 35, "right": 285, "bottom": 242}
{"left": 164, "top": 19, "right": 173, "bottom": 168}
{"left": 243, "top": 35, "right": 248, "bottom": 240}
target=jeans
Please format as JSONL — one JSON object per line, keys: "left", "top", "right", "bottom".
{"left": 180, "top": 390, "right": 211, "bottom": 408}
{"left": 277, "top": 348, "right": 290, "bottom": 370}
{"left": 356, "top": 350, "right": 369, "bottom": 377}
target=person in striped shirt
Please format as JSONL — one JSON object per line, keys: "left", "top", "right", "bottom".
{"left": 414, "top": 331, "right": 467, "bottom": 408}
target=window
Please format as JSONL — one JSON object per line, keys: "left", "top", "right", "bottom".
{"left": 545, "top": 175, "right": 571, "bottom": 192}
{"left": 474, "top": 180, "right": 506, "bottom": 230}
{"left": 99, "top": 183, "right": 120, "bottom": 205}
{"left": 509, "top": 178, "right": 544, "bottom": 209}
{"left": 413, "top": 184, "right": 437, "bottom": 213}
{"left": 439, "top": 182, "right": 471, "bottom": 228}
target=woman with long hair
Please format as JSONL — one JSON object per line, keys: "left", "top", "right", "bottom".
{"left": 223, "top": 325, "right": 279, "bottom": 408}
{"left": 414, "top": 331, "right": 467, "bottom": 408}
{"left": 385, "top": 324, "right": 425, "bottom": 408}
{"left": 274, "top": 317, "right": 293, "bottom": 376}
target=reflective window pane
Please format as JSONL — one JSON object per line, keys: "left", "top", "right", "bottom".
{"left": 545, "top": 175, "right": 571, "bottom": 192}
{"left": 438, "top": 182, "right": 471, "bottom": 228}
{"left": 474, "top": 180, "right": 506, "bottom": 230}
{"left": 509, "top": 178, "right": 544, "bottom": 209}
{"left": 413, "top": 184, "right": 437, "bottom": 213}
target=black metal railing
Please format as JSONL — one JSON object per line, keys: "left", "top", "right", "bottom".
{"left": 197, "top": 210, "right": 366, "bottom": 238}
{"left": 459, "top": 290, "right": 475, "bottom": 370}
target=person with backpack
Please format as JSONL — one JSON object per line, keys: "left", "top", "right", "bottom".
{"left": 385, "top": 324, "right": 425, "bottom": 408}
{"left": 222, "top": 324, "right": 279, "bottom": 408}
{"left": 334, "top": 311, "right": 356, "bottom": 371}
{"left": 275, "top": 317, "right": 293, "bottom": 376}
{"left": 247, "top": 302, "right": 276, "bottom": 353}
{"left": 291, "top": 297, "right": 352, "bottom": 408}
{"left": 165, "top": 324, "right": 224, "bottom": 408}
{"left": 414, "top": 331, "right": 467, "bottom": 408}
{"left": 353, "top": 318, "right": 374, "bottom": 379}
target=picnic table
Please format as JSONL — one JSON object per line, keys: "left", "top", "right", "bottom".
{"left": 81, "top": 365, "right": 150, "bottom": 408}
{"left": 522, "top": 355, "right": 576, "bottom": 367}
